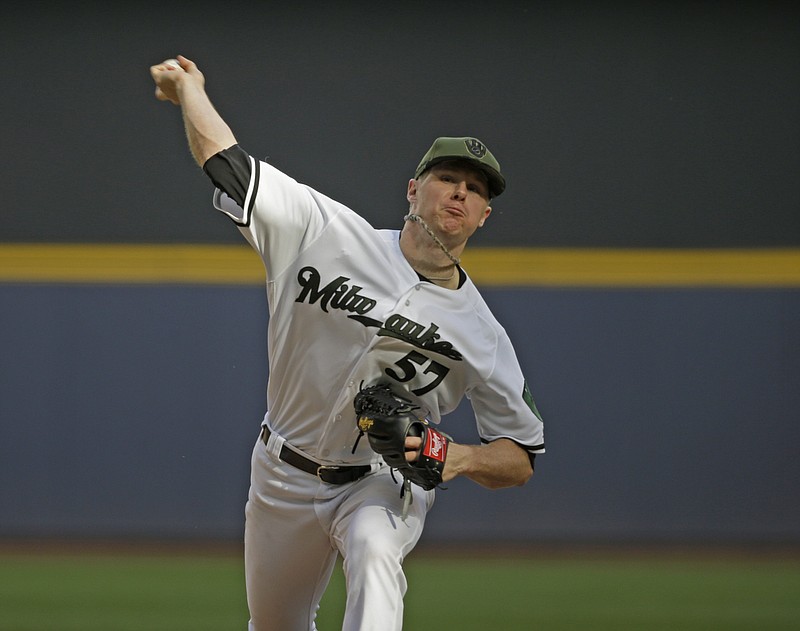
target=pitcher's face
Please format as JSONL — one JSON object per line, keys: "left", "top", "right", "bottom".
{"left": 407, "top": 163, "right": 492, "bottom": 245}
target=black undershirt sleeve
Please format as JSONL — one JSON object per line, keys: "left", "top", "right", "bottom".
{"left": 202, "top": 144, "right": 251, "bottom": 209}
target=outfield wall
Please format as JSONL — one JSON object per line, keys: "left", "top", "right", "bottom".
{"left": 2, "top": 255, "right": 797, "bottom": 544}
{"left": 2, "top": 1, "right": 798, "bottom": 545}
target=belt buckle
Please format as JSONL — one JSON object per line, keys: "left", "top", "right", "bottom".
{"left": 316, "top": 465, "right": 342, "bottom": 483}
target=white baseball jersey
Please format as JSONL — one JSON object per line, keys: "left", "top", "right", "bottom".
{"left": 212, "top": 153, "right": 545, "bottom": 467}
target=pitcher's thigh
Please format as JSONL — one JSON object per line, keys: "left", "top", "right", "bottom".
{"left": 245, "top": 494, "right": 338, "bottom": 631}
{"left": 334, "top": 474, "right": 433, "bottom": 631}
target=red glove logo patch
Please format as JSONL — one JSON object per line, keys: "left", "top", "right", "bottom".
{"left": 422, "top": 428, "right": 448, "bottom": 463}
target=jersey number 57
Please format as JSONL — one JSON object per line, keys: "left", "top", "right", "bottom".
{"left": 385, "top": 351, "right": 449, "bottom": 396}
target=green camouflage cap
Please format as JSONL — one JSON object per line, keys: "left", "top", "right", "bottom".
{"left": 415, "top": 136, "right": 505, "bottom": 198}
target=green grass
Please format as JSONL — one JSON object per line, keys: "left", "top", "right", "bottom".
{"left": 0, "top": 554, "right": 247, "bottom": 631}
{"left": 404, "top": 556, "right": 800, "bottom": 631}
{"left": 1, "top": 547, "right": 798, "bottom": 630}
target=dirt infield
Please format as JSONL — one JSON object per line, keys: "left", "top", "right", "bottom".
{"left": 0, "top": 537, "right": 243, "bottom": 558}
{"left": 2, "top": 536, "right": 797, "bottom": 562}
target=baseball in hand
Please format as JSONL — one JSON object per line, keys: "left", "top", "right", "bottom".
{"left": 164, "top": 58, "right": 181, "bottom": 69}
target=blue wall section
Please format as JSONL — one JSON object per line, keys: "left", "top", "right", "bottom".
{"left": 1, "top": 284, "right": 798, "bottom": 543}
{"left": 0, "top": 285, "right": 267, "bottom": 538}
{"left": 429, "top": 288, "right": 800, "bottom": 543}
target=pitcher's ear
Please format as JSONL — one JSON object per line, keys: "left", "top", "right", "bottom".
{"left": 478, "top": 205, "right": 492, "bottom": 228}
{"left": 407, "top": 178, "right": 418, "bottom": 203}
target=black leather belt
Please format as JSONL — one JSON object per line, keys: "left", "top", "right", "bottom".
{"left": 260, "top": 426, "right": 371, "bottom": 485}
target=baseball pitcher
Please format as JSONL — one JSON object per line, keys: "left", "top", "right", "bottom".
{"left": 150, "top": 55, "right": 545, "bottom": 631}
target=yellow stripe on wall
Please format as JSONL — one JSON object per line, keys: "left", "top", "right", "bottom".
{"left": 0, "top": 244, "right": 265, "bottom": 285}
{"left": 463, "top": 248, "right": 800, "bottom": 287}
{"left": 0, "top": 244, "right": 799, "bottom": 287}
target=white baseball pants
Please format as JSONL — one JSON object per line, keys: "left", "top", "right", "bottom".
{"left": 244, "top": 429, "right": 434, "bottom": 631}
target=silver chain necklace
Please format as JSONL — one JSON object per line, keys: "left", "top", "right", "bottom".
{"left": 403, "top": 213, "right": 461, "bottom": 267}
{"left": 420, "top": 266, "right": 457, "bottom": 282}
